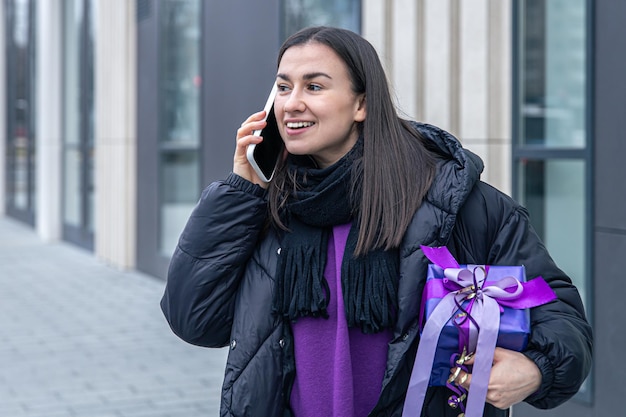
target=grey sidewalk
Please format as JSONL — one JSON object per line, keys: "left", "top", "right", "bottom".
{"left": 0, "top": 217, "right": 228, "bottom": 417}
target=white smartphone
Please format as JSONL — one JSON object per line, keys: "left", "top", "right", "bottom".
{"left": 246, "top": 84, "right": 284, "bottom": 182}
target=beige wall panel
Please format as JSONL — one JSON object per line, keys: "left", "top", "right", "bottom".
{"left": 35, "top": 0, "right": 63, "bottom": 240}
{"left": 94, "top": 0, "right": 137, "bottom": 269}
{"left": 391, "top": 0, "right": 420, "bottom": 118}
{"left": 458, "top": 0, "right": 489, "bottom": 141}
{"left": 487, "top": 0, "right": 512, "bottom": 195}
{"left": 423, "top": 0, "right": 452, "bottom": 130}
{"left": 488, "top": 0, "right": 512, "bottom": 142}
{"left": 362, "top": 0, "right": 387, "bottom": 65}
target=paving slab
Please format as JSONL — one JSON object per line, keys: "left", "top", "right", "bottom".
{"left": 0, "top": 217, "right": 228, "bottom": 417}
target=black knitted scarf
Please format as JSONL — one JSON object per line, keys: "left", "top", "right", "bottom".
{"left": 272, "top": 141, "right": 399, "bottom": 334}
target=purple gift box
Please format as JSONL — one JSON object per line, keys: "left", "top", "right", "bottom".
{"left": 422, "top": 264, "right": 530, "bottom": 386}
{"left": 403, "top": 246, "right": 557, "bottom": 417}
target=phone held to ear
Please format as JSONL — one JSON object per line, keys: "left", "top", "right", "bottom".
{"left": 246, "top": 84, "right": 284, "bottom": 183}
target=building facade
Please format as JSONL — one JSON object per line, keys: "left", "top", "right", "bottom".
{"left": 2, "top": 0, "right": 624, "bottom": 415}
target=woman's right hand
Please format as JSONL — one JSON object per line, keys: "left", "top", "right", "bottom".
{"left": 233, "top": 110, "right": 268, "bottom": 188}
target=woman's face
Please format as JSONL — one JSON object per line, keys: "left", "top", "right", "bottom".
{"left": 274, "top": 42, "right": 366, "bottom": 168}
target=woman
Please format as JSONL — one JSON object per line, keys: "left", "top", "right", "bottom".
{"left": 161, "top": 26, "right": 592, "bottom": 417}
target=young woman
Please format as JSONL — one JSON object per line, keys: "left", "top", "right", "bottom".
{"left": 161, "top": 26, "right": 592, "bottom": 417}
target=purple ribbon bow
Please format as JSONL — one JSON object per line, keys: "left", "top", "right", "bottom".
{"left": 401, "top": 246, "right": 558, "bottom": 417}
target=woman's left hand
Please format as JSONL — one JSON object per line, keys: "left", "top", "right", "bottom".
{"left": 450, "top": 347, "right": 542, "bottom": 410}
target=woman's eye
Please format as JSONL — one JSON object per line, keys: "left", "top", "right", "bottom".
{"left": 308, "top": 84, "right": 322, "bottom": 91}
{"left": 277, "top": 84, "right": 291, "bottom": 92}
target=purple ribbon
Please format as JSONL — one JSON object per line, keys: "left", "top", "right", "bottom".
{"left": 401, "top": 246, "right": 557, "bottom": 417}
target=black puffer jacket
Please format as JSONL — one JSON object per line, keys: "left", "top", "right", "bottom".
{"left": 161, "top": 122, "right": 592, "bottom": 417}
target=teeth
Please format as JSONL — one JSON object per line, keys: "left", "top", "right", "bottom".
{"left": 286, "top": 121, "right": 314, "bottom": 129}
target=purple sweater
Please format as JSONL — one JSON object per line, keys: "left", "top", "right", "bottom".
{"left": 290, "top": 223, "right": 393, "bottom": 417}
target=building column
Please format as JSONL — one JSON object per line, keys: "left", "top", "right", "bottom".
{"left": 458, "top": 0, "right": 512, "bottom": 194}
{"left": 391, "top": 0, "right": 423, "bottom": 119}
{"left": 362, "top": 0, "right": 390, "bottom": 71}
{"left": 35, "top": 0, "right": 63, "bottom": 240}
{"left": 362, "top": 0, "right": 512, "bottom": 195}
{"left": 94, "top": 1, "right": 137, "bottom": 269}
{"left": 423, "top": 0, "right": 454, "bottom": 131}
{"left": 486, "top": 0, "right": 512, "bottom": 194}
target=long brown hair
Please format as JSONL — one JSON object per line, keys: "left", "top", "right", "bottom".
{"left": 268, "top": 27, "right": 436, "bottom": 256}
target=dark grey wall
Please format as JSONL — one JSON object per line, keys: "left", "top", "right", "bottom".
{"left": 201, "top": 0, "right": 281, "bottom": 183}
{"left": 590, "top": 0, "right": 626, "bottom": 414}
{"left": 515, "top": 0, "right": 626, "bottom": 415}
{"left": 136, "top": 0, "right": 162, "bottom": 278}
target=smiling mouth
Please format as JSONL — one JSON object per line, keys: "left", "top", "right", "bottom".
{"left": 286, "top": 121, "right": 315, "bottom": 129}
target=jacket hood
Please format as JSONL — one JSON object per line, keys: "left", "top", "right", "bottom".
{"left": 400, "top": 121, "right": 484, "bottom": 247}
{"left": 412, "top": 121, "right": 483, "bottom": 216}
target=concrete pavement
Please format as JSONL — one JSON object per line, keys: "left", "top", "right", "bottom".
{"left": 0, "top": 217, "right": 228, "bottom": 417}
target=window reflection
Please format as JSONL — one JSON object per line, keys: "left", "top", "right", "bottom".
{"left": 521, "top": 0, "right": 586, "bottom": 148}
{"left": 62, "top": 0, "right": 95, "bottom": 245}
{"left": 158, "top": 0, "right": 201, "bottom": 255}
{"left": 160, "top": 151, "right": 200, "bottom": 255}
{"left": 518, "top": 159, "right": 586, "bottom": 301}
{"left": 63, "top": 0, "right": 82, "bottom": 228}
{"left": 7, "top": 0, "right": 36, "bottom": 217}
{"left": 160, "top": 0, "right": 201, "bottom": 144}
{"left": 282, "top": 0, "right": 361, "bottom": 39}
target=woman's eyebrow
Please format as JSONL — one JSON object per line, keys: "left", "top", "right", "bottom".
{"left": 276, "top": 72, "right": 332, "bottom": 82}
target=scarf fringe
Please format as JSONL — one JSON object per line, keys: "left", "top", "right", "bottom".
{"left": 273, "top": 230, "right": 399, "bottom": 334}
{"left": 343, "top": 254, "right": 399, "bottom": 334}
{"left": 274, "top": 245, "right": 330, "bottom": 320}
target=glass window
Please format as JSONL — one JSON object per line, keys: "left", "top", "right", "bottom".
{"left": 518, "top": 159, "right": 586, "bottom": 300}
{"left": 520, "top": 0, "right": 587, "bottom": 148}
{"left": 281, "top": 0, "right": 361, "bottom": 39}
{"left": 62, "top": 0, "right": 95, "bottom": 248}
{"left": 5, "top": 0, "right": 36, "bottom": 223}
{"left": 514, "top": 0, "right": 591, "bottom": 401}
{"left": 62, "top": 0, "right": 82, "bottom": 227}
{"left": 158, "top": 0, "right": 202, "bottom": 255}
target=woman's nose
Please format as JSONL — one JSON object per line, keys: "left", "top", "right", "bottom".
{"left": 283, "top": 90, "right": 306, "bottom": 113}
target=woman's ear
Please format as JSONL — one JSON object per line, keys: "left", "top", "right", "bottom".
{"left": 354, "top": 95, "right": 367, "bottom": 122}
